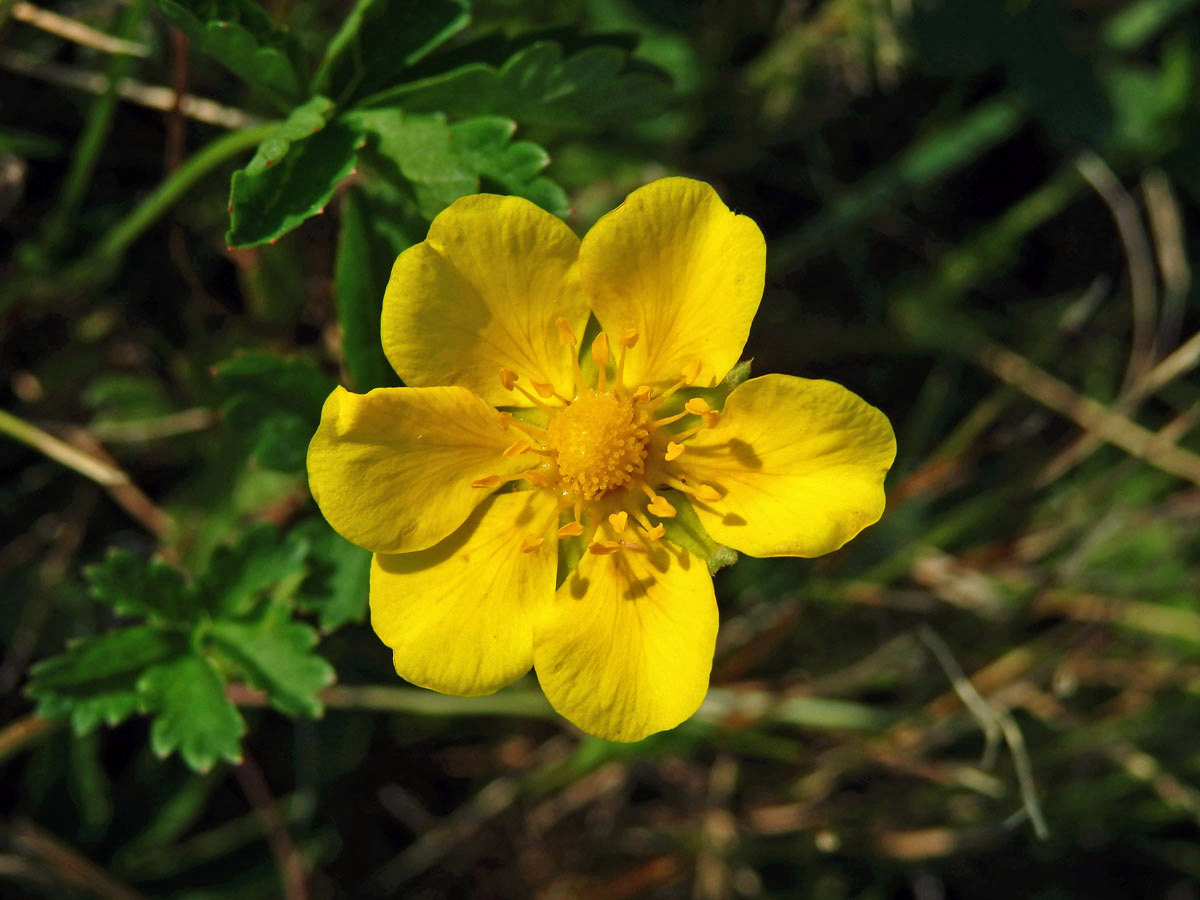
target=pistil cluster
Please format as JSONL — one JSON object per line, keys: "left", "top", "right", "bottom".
{"left": 471, "top": 318, "right": 725, "bottom": 558}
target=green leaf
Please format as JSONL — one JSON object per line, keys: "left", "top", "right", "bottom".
{"left": 138, "top": 653, "right": 245, "bottom": 772}
{"left": 334, "top": 187, "right": 404, "bottom": 392}
{"left": 350, "top": 109, "right": 474, "bottom": 219}
{"left": 213, "top": 351, "right": 334, "bottom": 472}
{"left": 209, "top": 605, "right": 335, "bottom": 717}
{"left": 449, "top": 116, "right": 569, "bottom": 217}
{"left": 351, "top": 109, "right": 568, "bottom": 219}
{"left": 660, "top": 492, "right": 738, "bottom": 576}
{"left": 312, "top": 0, "right": 470, "bottom": 102}
{"left": 227, "top": 96, "right": 365, "bottom": 248}
{"left": 28, "top": 626, "right": 188, "bottom": 735}
{"left": 358, "top": 41, "right": 672, "bottom": 132}
{"left": 200, "top": 523, "right": 309, "bottom": 619}
{"left": 158, "top": 0, "right": 305, "bottom": 110}
{"left": 294, "top": 519, "right": 371, "bottom": 631}
{"left": 85, "top": 551, "right": 196, "bottom": 625}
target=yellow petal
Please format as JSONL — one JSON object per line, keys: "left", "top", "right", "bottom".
{"left": 382, "top": 194, "right": 587, "bottom": 407}
{"left": 371, "top": 489, "right": 558, "bottom": 696}
{"left": 580, "top": 177, "right": 765, "bottom": 389}
{"left": 307, "top": 386, "right": 523, "bottom": 554}
{"left": 534, "top": 545, "right": 717, "bottom": 742}
{"left": 677, "top": 374, "right": 896, "bottom": 558}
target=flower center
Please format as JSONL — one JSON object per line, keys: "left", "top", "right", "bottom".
{"left": 546, "top": 390, "right": 649, "bottom": 500}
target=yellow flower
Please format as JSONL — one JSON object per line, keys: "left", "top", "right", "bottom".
{"left": 307, "top": 178, "right": 896, "bottom": 742}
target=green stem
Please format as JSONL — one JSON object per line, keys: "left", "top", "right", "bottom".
{"left": 32, "top": 0, "right": 153, "bottom": 257}
{"left": 87, "top": 121, "right": 278, "bottom": 263}
{"left": 0, "top": 408, "right": 126, "bottom": 485}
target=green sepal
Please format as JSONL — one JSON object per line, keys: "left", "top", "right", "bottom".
{"left": 138, "top": 654, "right": 246, "bottom": 773}
{"left": 157, "top": 0, "right": 305, "bottom": 110}
{"left": 28, "top": 626, "right": 188, "bottom": 735}
{"left": 660, "top": 491, "right": 738, "bottom": 576}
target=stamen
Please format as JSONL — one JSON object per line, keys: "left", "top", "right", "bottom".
{"left": 641, "top": 485, "right": 677, "bottom": 518}
{"left": 510, "top": 382, "right": 557, "bottom": 413}
{"left": 665, "top": 441, "right": 685, "bottom": 461}
{"left": 506, "top": 418, "right": 549, "bottom": 441}
{"left": 681, "top": 359, "right": 703, "bottom": 386}
{"left": 684, "top": 397, "right": 711, "bottom": 416}
{"left": 616, "top": 329, "right": 638, "bottom": 390}
{"left": 520, "top": 535, "right": 545, "bottom": 553}
{"left": 471, "top": 474, "right": 501, "bottom": 489}
{"left": 557, "top": 521, "right": 584, "bottom": 539}
{"left": 498, "top": 367, "right": 518, "bottom": 391}
{"left": 619, "top": 540, "right": 647, "bottom": 553}
{"left": 653, "top": 411, "right": 688, "bottom": 428}
{"left": 632, "top": 385, "right": 653, "bottom": 404}
{"left": 702, "top": 410, "right": 720, "bottom": 428}
{"left": 522, "top": 467, "right": 555, "bottom": 488}
{"left": 641, "top": 522, "right": 666, "bottom": 541}
{"left": 503, "top": 440, "right": 531, "bottom": 459}
{"left": 556, "top": 317, "right": 578, "bottom": 347}
{"left": 557, "top": 316, "right": 585, "bottom": 392}
{"left": 592, "top": 332, "right": 610, "bottom": 391}
{"left": 608, "top": 511, "right": 628, "bottom": 533}
{"left": 588, "top": 540, "right": 621, "bottom": 555}
{"left": 666, "top": 476, "right": 721, "bottom": 503}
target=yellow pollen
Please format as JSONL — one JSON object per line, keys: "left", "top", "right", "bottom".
{"left": 608, "top": 511, "right": 628, "bottom": 533}
{"left": 665, "top": 441, "right": 684, "bottom": 461}
{"left": 546, "top": 390, "right": 649, "bottom": 500}
{"left": 557, "top": 521, "right": 584, "bottom": 539}
{"left": 684, "top": 397, "right": 711, "bottom": 415}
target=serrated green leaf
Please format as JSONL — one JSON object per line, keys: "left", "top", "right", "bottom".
{"left": 359, "top": 41, "right": 671, "bottom": 132}
{"left": 660, "top": 492, "right": 738, "bottom": 575}
{"left": 85, "top": 550, "right": 196, "bottom": 624}
{"left": 158, "top": 0, "right": 305, "bottom": 110}
{"left": 227, "top": 97, "right": 364, "bottom": 248}
{"left": 333, "top": 188, "right": 403, "bottom": 392}
{"left": 312, "top": 0, "right": 470, "bottom": 102}
{"left": 28, "top": 626, "right": 188, "bottom": 735}
{"left": 209, "top": 606, "right": 335, "bottom": 717}
{"left": 449, "top": 116, "right": 569, "bottom": 217}
{"left": 351, "top": 109, "right": 568, "bottom": 219}
{"left": 350, "top": 108, "right": 474, "bottom": 219}
{"left": 200, "top": 523, "right": 309, "bottom": 619}
{"left": 213, "top": 352, "right": 334, "bottom": 472}
{"left": 294, "top": 519, "right": 370, "bottom": 631}
{"left": 138, "top": 653, "right": 245, "bottom": 772}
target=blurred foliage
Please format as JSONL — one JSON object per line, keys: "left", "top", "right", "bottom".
{"left": 4, "top": 0, "right": 1200, "bottom": 897}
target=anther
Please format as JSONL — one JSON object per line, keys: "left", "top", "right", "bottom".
{"left": 592, "top": 332, "right": 610, "bottom": 391}
{"left": 556, "top": 317, "right": 577, "bottom": 347}
{"left": 588, "top": 540, "right": 621, "bottom": 555}
{"left": 520, "top": 535, "right": 545, "bottom": 553}
{"left": 681, "top": 359, "right": 703, "bottom": 386}
{"left": 530, "top": 381, "right": 557, "bottom": 399}
{"left": 665, "top": 441, "right": 685, "bottom": 461}
{"left": 608, "top": 511, "right": 628, "bottom": 533}
{"left": 666, "top": 476, "right": 720, "bottom": 503}
{"left": 647, "top": 496, "right": 677, "bottom": 517}
{"left": 503, "top": 440, "right": 531, "bottom": 459}
{"left": 619, "top": 329, "right": 639, "bottom": 348}
{"left": 471, "top": 474, "right": 501, "bottom": 489}
{"left": 632, "top": 385, "right": 653, "bottom": 403}
{"left": 684, "top": 397, "right": 711, "bottom": 416}
{"left": 702, "top": 410, "right": 720, "bottom": 428}
{"left": 557, "top": 521, "right": 585, "bottom": 539}
{"left": 499, "top": 368, "right": 518, "bottom": 390}
{"left": 642, "top": 522, "right": 666, "bottom": 541}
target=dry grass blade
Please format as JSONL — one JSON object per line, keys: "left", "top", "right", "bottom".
{"left": 10, "top": 2, "right": 150, "bottom": 56}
